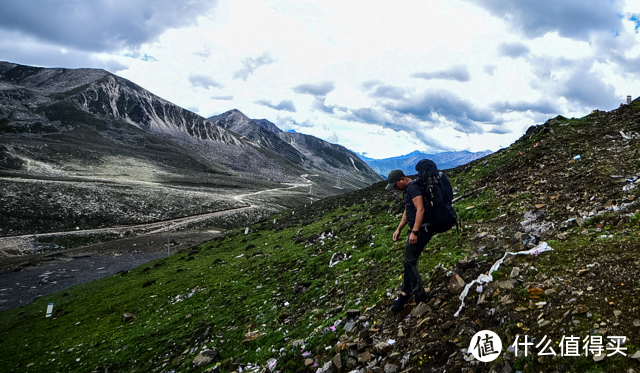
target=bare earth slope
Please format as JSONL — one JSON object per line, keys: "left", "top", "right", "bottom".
{"left": 0, "top": 62, "right": 383, "bottom": 240}
{"left": 1, "top": 101, "right": 639, "bottom": 372}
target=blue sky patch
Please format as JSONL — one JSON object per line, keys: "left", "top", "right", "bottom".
{"left": 631, "top": 14, "right": 640, "bottom": 32}
{"left": 124, "top": 53, "right": 158, "bottom": 62}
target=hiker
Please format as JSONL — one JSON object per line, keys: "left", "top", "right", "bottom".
{"left": 386, "top": 169, "right": 432, "bottom": 312}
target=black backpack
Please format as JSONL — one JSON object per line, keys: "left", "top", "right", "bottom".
{"left": 415, "top": 159, "right": 458, "bottom": 234}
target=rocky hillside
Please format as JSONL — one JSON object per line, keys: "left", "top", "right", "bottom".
{"left": 1, "top": 72, "right": 639, "bottom": 372}
{"left": 0, "top": 62, "right": 382, "bottom": 237}
{"left": 208, "top": 110, "right": 382, "bottom": 188}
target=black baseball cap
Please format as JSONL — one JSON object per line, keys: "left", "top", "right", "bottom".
{"left": 385, "top": 169, "right": 405, "bottom": 190}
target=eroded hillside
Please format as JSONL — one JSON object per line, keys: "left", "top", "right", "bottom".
{"left": 1, "top": 102, "right": 640, "bottom": 372}
{"left": 0, "top": 62, "right": 382, "bottom": 239}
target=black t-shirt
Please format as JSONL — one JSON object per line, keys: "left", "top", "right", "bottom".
{"left": 403, "top": 180, "right": 423, "bottom": 228}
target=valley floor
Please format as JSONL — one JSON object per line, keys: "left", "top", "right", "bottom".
{"left": 0, "top": 229, "right": 221, "bottom": 312}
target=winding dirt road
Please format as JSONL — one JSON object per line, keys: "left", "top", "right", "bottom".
{"left": 0, "top": 177, "right": 314, "bottom": 311}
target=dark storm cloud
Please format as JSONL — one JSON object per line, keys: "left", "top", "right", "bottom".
{"left": 293, "top": 81, "right": 336, "bottom": 96}
{"left": 559, "top": 65, "right": 620, "bottom": 110}
{"left": 255, "top": 99, "right": 297, "bottom": 112}
{"left": 483, "top": 65, "right": 497, "bottom": 76}
{"left": 311, "top": 97, "right": 347, "bottom": 114}
{"left": 277, "top": 116, "right": 315, "bottom": 128}
{"left": 0, "top": 31, "right": 129, "bottom": 71}
{"left": 487, "top": 125, "right": 513, "bottom": 134}
{"left": 466, "top": 0, "right": 623, "bottom": 41}
{"left": 491, "top": 99, "right": 559, "bottom": 114}
{"left": 497, "top": 42, "right": 530, "bottom": 58}
{"left": 361, "top": 80, "right": 382, "bottom": 90}
{"left": 410, "top": 65, "right": 471, "bottom": 82}
{"left": 188, "top": 74, "right": 223, "bottom": 89}
{"left": 384, "top": 90, "right": 492, "bottom": 134}
{"left": 370, "top": 85, "right": 406, "bottom": 100}
{"left": 609, "top": 52, "right": 640, "bottom": 77}
{"left": 529, "top": 56, "right": 576, "bottom": 80}
{"left": 232, "top": 53, "right": 275, "bottom": 81}
{"left": 103, "top": 59, "right": 129, "bottom": 73}
{"left": 0, "top": 0, "right": 216, "bottom": 52}
{"left": 346, "top": 108, "right": 387, "bottom": 124}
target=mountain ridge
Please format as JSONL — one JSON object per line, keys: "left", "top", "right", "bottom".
{"left": 0, "top": 61, "right": 382, "bottom": 237}
{"left": 360, "top": 149, "right": 494, "bottom": 177}
{"left": 2, "top": 81, "right": 640, "bottom": 372}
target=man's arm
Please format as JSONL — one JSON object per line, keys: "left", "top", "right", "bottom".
{"left": 409, "top": 195, "right": 425, "bottom": 244}
{"left": 411, "top": 195, "right": 425, "bottom": 232}
{"left": 393, "top": 210, "right": 407, "bottom": 241}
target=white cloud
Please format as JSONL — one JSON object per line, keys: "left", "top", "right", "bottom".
{"left": 233, "top": 52, "right": 275, "bottom": 81}
{"left": 410, "top": 66, "right": 471, "bottom": 82}
{"left": 3, "top": 0, "right": 640, "bottom": 159}
{"left": 188, "top": 74, "right": 224, "bottom": 89}
{"left": 0, "top": 0, "right": 216, "bottom": 52}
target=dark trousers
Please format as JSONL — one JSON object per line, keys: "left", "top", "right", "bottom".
{"left": 402, "top": 230, "right": 432, "bottom": 298}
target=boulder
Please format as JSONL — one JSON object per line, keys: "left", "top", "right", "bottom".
{"left": 192, "top": 350, "right": 218, "bottom": 367}
{"left": 449, "top": 274, "right": 465, "bottom": 294}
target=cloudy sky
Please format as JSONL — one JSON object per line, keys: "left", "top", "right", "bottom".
{"left": 2, "top": 0, "right": 640, "bottom": 158}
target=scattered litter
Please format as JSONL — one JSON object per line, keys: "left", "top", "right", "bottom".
{"left": 387, "top": 339, "right": 396, "bottom": 345}
{"left": 244, "top": 228, "right": 249, "bottom": 235}
{"left": 284, "top": 302, "right": 290, "bottom": 307}
{"left": 236, "top": 254, "right": 244, "bottom": 258}
{"left": 586, "top": 262, "right": 600, "bottom": 268}
{"left": 46, "top": 303, "right": 54, "bottom": 318}
{"left": 535, "top": 302, "right": 547, "bottom": 307}
{"left": 573, "top": 155, "right": 581, "bottom": 160}
{"left": 620, "top": 131, "right": 630, "bottom": 139}
{"left": 482, "top": 161, "right": 488, "bottom": 165}
{"left": 454, "top": 242, "right": 553, "bottom": 317}
{"left": 534, "top": 142, "right": 539, "bottom": 147}
{"left": 267, "top": 358, "right": 277, "bottom": 371}
{"left": 329, "top": 252, "right": 352, "bottom": 268}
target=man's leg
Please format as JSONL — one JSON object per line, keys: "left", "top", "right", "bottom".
{"left": 402, "top": 231, "right": 432, "bottom": 299}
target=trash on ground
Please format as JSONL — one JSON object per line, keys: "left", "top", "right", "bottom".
{"left": 329, "top": 252, "right": 352, "bottom": 268}
{"left": 454, "top": 242, "right": 553, "bottom": 317}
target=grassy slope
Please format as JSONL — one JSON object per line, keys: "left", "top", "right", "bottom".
{"left": 1, "top": 102, "right": 640, "bottom": 372}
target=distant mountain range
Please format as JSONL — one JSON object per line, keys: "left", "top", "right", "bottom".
{"left": 0, "top": 62, "right": 382, "bottom": 192}
{"left": 360, "top": 150, "right": 494, "bottom": 178}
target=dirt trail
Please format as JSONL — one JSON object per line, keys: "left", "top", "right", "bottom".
{"left": 0, "top": 176, "right": 316, "bottom": 311}
{"left": 0, "top": 177, "right": 314, "bottom": 257}
{"left": 0, "top": 206, "right": 255, "bottom": 257}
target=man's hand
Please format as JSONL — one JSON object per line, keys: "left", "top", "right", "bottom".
{"left": 409, "top": 231, "right": 417, "bottom": 244}
{"left": 393, "top": 229, "right": 401, "bottom": 242}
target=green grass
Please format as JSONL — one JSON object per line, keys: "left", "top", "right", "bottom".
{"left": 3, "top": 107, "right": 640, "bottom": 372}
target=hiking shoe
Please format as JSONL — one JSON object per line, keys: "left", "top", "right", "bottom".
{"left": 414, "top": 291, "right": 431, "bottom": 304}
{"left": 391, "top": 293, "right": 411, "bottom": 313}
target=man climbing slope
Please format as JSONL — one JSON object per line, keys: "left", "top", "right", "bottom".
{"left": 385, "top": 169, "right": 432, "bottom": 312}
